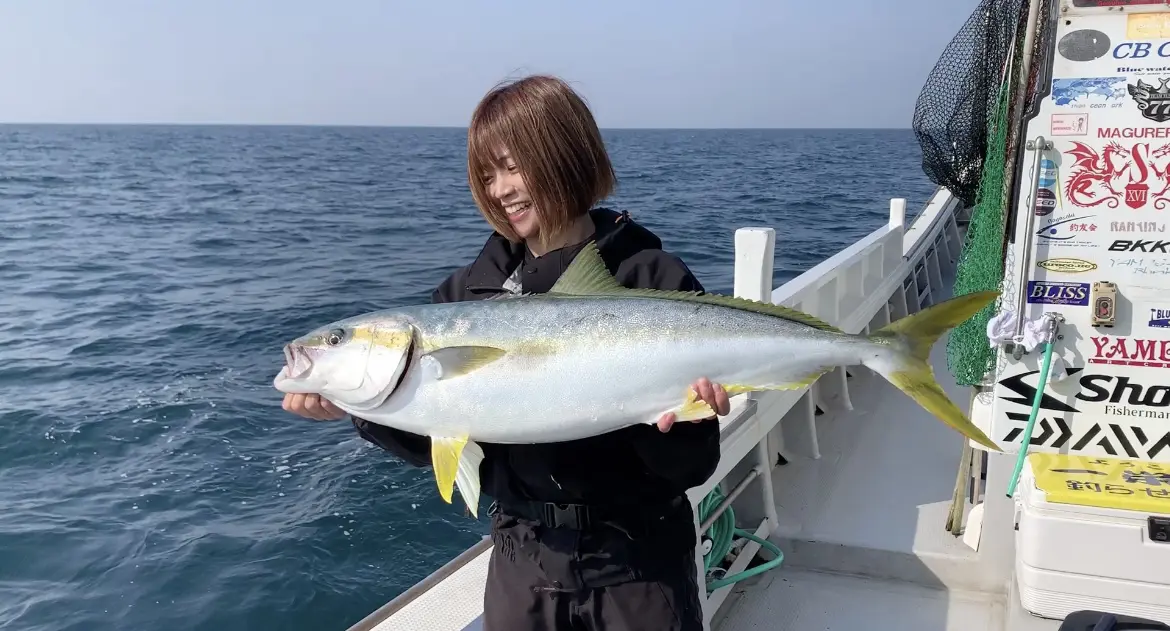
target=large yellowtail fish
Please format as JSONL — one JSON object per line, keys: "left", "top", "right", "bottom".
{"left": 274, "top": 242, "right": 1000, "bottom": 517}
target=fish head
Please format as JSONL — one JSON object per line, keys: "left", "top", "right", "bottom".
{"left": 274, "top": 314, "right": 415, "bottom": 411}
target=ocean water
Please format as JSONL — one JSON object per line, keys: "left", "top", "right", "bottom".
{"left": 0, "top": 125, "right": 937, "bottom": 631}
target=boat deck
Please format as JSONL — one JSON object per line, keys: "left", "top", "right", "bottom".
{"left": 712, "top": 327, "right": 1062, "bottom": 631}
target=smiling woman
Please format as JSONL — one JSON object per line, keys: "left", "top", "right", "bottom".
{"left": 466, "top": 74, "right": 616, "bottom": 255}
{"left": 281, "top": 73, "right": 731, "bottom": 631}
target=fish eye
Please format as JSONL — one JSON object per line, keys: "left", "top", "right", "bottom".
{"left": 326, "top": 328, "right": 346, "bottom": 346}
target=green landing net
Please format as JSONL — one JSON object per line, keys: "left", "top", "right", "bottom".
{"left": 911, "top": 0, "right": 1050, "bottom": 387}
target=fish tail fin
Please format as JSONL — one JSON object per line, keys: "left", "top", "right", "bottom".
{"left": 430, "top": 436, "right": 485, "bottom": 518}
{"left": 863, "top": 290, "right": 1002, "bottom": 452}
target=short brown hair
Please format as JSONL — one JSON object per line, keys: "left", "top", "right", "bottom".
{"left": 467, "top": 75, "right": 616, "bottom": 243}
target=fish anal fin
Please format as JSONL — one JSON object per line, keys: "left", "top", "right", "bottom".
{"left": 430, "top": 435, "right": 485, "bottom": 517}
{"left": 716, "top": 369, "right": 834, "bottom": 397}
{"left": 424, "top": 346, "right": 506, "bottom": 379}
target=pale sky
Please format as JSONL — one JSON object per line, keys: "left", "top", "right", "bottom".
{"left": 0, "top": 0, "right": 979, "bottom": 128}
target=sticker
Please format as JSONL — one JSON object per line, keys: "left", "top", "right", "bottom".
{"left": 1116, "top": 63, "right": 1170, "bottom": 79}
{"left": 992, "top": 366, "right": 1170, "bottom": 460}
{"left": 1059, "top": 29, "right": 1111, "bottom": 62}
{"left": 1027, "top": 280, "right": 1091, "bottom": 306}
{"left": 1037, "top": 258, "right": 1098, "bottom": 273}
{"left": 1052, "top": 113, "right": 1088, "bottom": 136}
{"left": 1034, "top": 188, "right": 1058, "bottom": 216}
{"left": 1150, "top": 308, "right": 1170, "bottom": 328}
{"left": 1039, "top": 158, "right": 1058, "bottom": 188}
{"left": 1097, "top": 126, "right": 1170, "bottom": 139}
{"left": 1052, "top": 77, "right": 1128, "bottom": 108}
{"left": 1091, "top": 335, "right": 1170, "bottom": 368}
{"left": 1111, "top": 220, "right": 1167, "bottom": 233}
{"left": 1108, "top": 238, "right": 1170, "bottom": 253}
{"left": 1128, "top": 13, "right": 1170, "bottom": 40}
{"left": 1128, "top": 77, "right": 1170, "bottom": 123}
{"left": 1114, "top": 42, "right": 1170, "bottom": 62}
{"left": 1036, "top": 213, "right": 1097, "bottom": 246}
{"left": 1064, "top": 141, "right": 1170, "bottom": 210}
{"left": 1029, "top": 453, "right": 1169, "bottom": 514}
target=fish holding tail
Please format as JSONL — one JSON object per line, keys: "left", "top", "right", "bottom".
{"left": 275, "top": 241, "right": 1001, "bottom": 518}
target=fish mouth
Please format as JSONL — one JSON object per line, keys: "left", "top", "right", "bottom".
{"left": 283, "top": 343, "right": 314, "bottom": 380}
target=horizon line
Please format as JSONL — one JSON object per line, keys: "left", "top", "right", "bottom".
{"left": 0, "top": 121, "right": 915, "bottom": 131}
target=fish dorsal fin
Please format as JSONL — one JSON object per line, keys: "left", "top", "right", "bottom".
{"left": 550, "top": 242, "right": 843, "bottom": 333}
{"left": 549, "top": 241, "right": 626, "bottom": 296}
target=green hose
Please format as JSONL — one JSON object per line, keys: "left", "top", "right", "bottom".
{"left": 1005, "top": 340, "right": 1055, "bottom": 497}
{"left": 698, "top": 485, "right": 785, "bottom": 592}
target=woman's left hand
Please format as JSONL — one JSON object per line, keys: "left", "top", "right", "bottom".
{"left": 657, "top": 377, "right": 730, "bottom": 432}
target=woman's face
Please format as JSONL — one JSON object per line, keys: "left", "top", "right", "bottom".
{"left": 484, "top": 150, "right": 539, "bottom": 240}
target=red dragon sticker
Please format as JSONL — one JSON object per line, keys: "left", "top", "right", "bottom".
{"left": 1064, "top": 141, "right": 1170, "bottom": 210}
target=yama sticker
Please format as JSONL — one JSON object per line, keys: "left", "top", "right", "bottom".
{"left": 1128, "top": 77, "right": 1170, "bottom": 123}
{"left": 1091, "top": 335, "right": 1170, "bottom": 369}
{"left": 1051, "top": 77, "right": 1128, "bottom": 108}
{"left": 1052, "top": 113, "right": 1088, "bottom": 136}
{"left": 1037, "top": 258, "right": 1098, "bottom": 273}
{"left": 1027, "top": 280, "right": 1091, "bottom": 306}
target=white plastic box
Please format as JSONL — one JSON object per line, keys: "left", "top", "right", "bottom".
{"left": 1014, "top": 453, "right": 1170, "bottom": 624}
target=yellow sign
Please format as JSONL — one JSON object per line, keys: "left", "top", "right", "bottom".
{"left": 1128, "top": 13, "right": 1170, "bottom": 40}
{"left": 1029, "top": 453, "right": 1170, "bottom": 514}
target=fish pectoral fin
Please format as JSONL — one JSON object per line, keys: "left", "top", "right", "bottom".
{"left": 423, "top": 346, "right": 506, "bottom": 380}
{"left": 430, "top": 435, "right": 485, "bottom": 518}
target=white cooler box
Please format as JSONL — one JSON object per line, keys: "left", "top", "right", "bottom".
{"left": 1015, "top": 452, "right": 1170, "bottom": 624}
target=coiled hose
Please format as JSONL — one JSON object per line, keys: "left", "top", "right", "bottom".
{"left": 698, "top": 485, "right": 785, "bottom": 591}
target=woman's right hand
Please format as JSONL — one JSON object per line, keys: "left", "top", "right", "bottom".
{"left": 282, "top": 392, "right": 347, "bottom": 421}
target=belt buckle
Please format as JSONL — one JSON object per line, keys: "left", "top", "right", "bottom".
{"left": 544, "top": 503, "right": 588, "bottom": 529}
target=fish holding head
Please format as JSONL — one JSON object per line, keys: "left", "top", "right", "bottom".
{"left": 273, "top": 314, "right": 415, "bottom": 415}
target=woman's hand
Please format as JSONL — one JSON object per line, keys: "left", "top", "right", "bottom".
{"left": 657, "top": 377, "right": 730, "bottom": 432}
{"left": 282, "top": 392, "right": 347, "bottom": 421}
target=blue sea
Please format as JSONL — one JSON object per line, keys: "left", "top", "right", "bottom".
{"left": 0, "top": 125, "right": 936, "bottom": 631}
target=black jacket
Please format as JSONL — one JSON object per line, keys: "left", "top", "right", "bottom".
{"left": 352, "top": 207, "right": 722, "bottom": 511}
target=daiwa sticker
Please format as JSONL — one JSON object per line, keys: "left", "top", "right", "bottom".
{"left": 1027, "top": 280, "right": 1091, "bottom": 306}
{"left": 1051, "top": 113, "right": 1088, "bottom": 137}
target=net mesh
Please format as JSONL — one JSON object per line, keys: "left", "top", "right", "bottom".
{"left": 911, "top": 0, "right": 1055, "bottom": 386}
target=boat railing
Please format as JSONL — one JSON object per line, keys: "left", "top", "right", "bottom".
{"left": 343, "top": 186, "right": 966, "bottom": 631}
{"left": 689, "top": 186, "right": 964, "bottom": 626}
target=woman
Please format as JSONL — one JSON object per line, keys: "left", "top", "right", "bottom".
{"left": 283, "top": 74, "right": 728, "bottom": 631}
